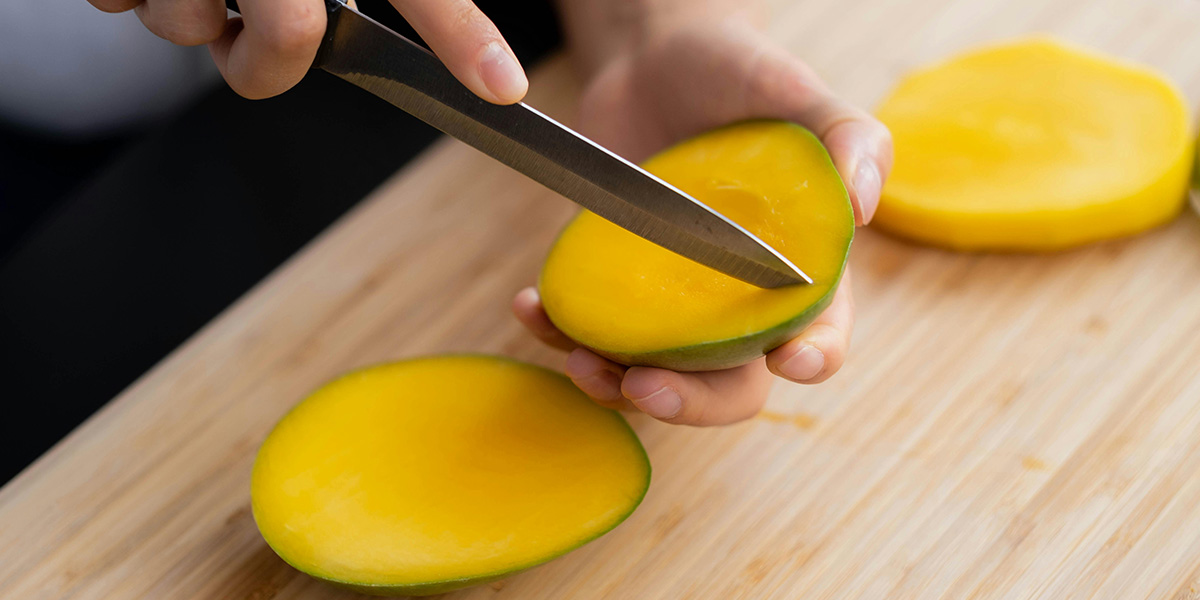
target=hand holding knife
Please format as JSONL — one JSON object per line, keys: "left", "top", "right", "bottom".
{"left": 227, "top": 0, "right": 810, "bottom": 288}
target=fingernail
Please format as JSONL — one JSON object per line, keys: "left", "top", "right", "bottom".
{"left": 780, "top": 345, "right": 824, "bottom": 382}
{"left": 853, "top": 159, "right": 881, "bottom": 225}
{"left": 630, "top": 387, "right": 682, "bottom": 420}
{"left": 514, "top": 287, "right": 538, "bottom": 306}
{"left": 479, "top": 42, "right": 526, "bottom": 102}
{"left": 574, "top": 370, "right": 623, "bottom": 402}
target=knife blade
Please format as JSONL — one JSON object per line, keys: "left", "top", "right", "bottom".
{"left": 230, "top": 0, "right": 811, "bottom": 288}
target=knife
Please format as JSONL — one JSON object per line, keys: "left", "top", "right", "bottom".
{"left": 226, "top": 0, "right": 810, "bottom": 288}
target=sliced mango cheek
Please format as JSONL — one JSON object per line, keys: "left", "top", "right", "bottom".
{"left": 875, "top": 37, "right": 1193, "bottom": 251}
{"left": 539, "top": 121, "right": 854, "bottom": 371}
{"left": 251, "top": 356, "right": 649, "bottom": 595}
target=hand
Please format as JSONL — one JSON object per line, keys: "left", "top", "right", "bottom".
{"left": 514, "top": 17, "right": 891, "bottom": 426}
{"left": 86, "top": 0, "right": 528, "bottom": 102}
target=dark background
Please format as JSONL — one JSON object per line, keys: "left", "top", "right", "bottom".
{"left": 0, "top": 0, "right": 561, "bottom": 484}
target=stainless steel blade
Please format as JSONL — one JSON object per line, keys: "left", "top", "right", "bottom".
{"left": 313, "top": 1, "right": 810, "bottom": 288}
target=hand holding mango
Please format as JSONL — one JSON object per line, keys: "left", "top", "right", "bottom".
{"left": 514, "top": 7, "right": 892, "bottom": 426}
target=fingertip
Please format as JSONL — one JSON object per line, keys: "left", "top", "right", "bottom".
{"left": 208, "top": 18, "right": 247, "bottom": 93}
{"left": 90, "top": 0, "right": 142, "bottom": 14}
{"left": 820, "top": 117, "right": 891, "bottom": 227}
{"left": 876, "top": 125, "right": 895, "bottom": 178}
{"left": 853, "top": 158, "right": 881, "bottom": 226}
{"left": 871, "top": 130, "right": 895, "bottom": 225}
{"left": 134, "top": 0, "right": 228, "bottom": 47}
{"left": 771, "top": 344, "right": 825, "bottom": 383}
{"left": 516, "top": 285, "right": 538, "bottom": 302}
{"left": 860, "top": 124, "right": 893, "bottom": 226}
{"left": 513, "top": 288, "right": 578, "bottom": 351}
{"left": 207, "top": 17, "right": 242, "bottom": 66}
{"left": 767, "top": 324, "right": 847, "bottom": 384}
{"left": 253, "top": 0, "right": 326, "bottom": 58}
{"left": 511, "top": 286, "right": 540, "bottom": 319}
{"left": 390, "top": 0, "right": 525, "bottom": 104}
{"left": 478, "top": 42, "right": 528, "bottom": 104}
{"left": 748, "top": 50, "right": 891, "bottom": 227}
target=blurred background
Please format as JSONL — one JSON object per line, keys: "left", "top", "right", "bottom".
{"left": 0, "top": 0, "right": 559, "bottom": 483}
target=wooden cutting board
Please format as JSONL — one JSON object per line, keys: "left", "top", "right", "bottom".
{"left": 5, "top": 0, "right": 1200, "bottom": 598}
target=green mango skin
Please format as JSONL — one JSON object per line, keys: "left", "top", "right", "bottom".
{"left": 312, "top": 570, "right": 512, "bottom": 597}
{"left": 582, "top": 259, "right": 847, "bottom": 372}
{"left": 1191, "top": 133, "right": 1200, "bottom": 214}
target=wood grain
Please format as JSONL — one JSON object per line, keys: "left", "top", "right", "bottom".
{"left": 5, "top": 0, "right": 1200, "bottom": 598}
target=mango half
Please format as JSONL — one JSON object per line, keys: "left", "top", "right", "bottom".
{"left": 875, "top": 37, "right": 1193, "bottom": 251}
{"left": 251, "top": 355, "right": 650, "bottom": 596}
{"left": 539, "top": 121, "right": 854, "bottom": 371}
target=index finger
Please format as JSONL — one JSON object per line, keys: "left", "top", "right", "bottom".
{"left": 208, "top": 0, "right": 326, "bottom": 99}
{"left": 388, "top": 0, "right": 527, "bottom": 104}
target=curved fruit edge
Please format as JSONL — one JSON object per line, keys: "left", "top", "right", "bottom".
{"left": 1191, "top": 131, "right": 1200, "bottom": 216}
{"left": 250, "top": 354, "right": 652, "bottom": 597}
{"left": 587, "top": 265, "right": 845, "bottom": 372}
{"left": 539, "top": 120, "right": 854, "bottom": 371}
{"left": 872, "top": 142, "right": 1193, "bottom": 252}
{"left": 873, "top": 36, "right": 1195, "bottom": 252}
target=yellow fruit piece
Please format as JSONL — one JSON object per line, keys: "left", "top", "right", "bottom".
{"left": 539, "top": 121, "right": 853, "bottom": 371}
{"left": 251, "top": 355, "right": 650, "bottom": 596}
{"left": 875, "top": 37, "right": 1193, "bottom": 251}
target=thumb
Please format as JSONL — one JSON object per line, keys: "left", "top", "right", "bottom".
{"left": 746, "top": 48, "right": 893, "bottom": 225}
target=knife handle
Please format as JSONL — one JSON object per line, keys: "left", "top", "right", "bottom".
{"left": 224, "top": 0, "right": 345, "bottom": 16}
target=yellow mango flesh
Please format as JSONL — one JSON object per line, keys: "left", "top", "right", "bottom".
{"left": 540, "top": 121, "right": 853, "bottom": 371}
{"left": 876, "top": 38, "right": 1193, "bottom": 251}
{"left": 251, "top": 355, "right": 649, "bottom": 596}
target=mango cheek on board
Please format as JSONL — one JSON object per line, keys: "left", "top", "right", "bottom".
{"left": 874, "top": 37, "right": 1193, "bottom": 252}
{"left": 251, "top": 355, "right": 651, "bottom": 596}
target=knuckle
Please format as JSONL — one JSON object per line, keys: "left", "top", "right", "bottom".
{"left": 136, "top": 4, "right": 225, "bottom": 46}
{"left": 817, "top": 102, "right": 877, "bottom": 142}
{"left": 750, "top": 52, "right": 825, "bottom": 109}
{"left": 260, "top": 3, "right": 326, "bottom": 55}
{"left": 450, "top": 2, "right": 476, "bottom": 29}
{"left": 449, "top": 2, "right": 489, "bottom": 33}
{"left": 170, "top": 23, "right": 224, "bottom": 46}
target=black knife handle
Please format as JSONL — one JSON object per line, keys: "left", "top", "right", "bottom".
{"left": 224, "top": 0, "right": 345, "bottom": 16}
